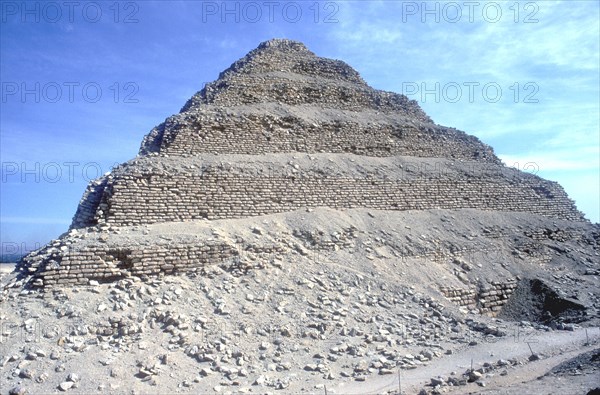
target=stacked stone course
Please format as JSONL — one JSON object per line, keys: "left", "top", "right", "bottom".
{"left": 71, "top": 162, "right": 583, "bottom": 228}
{"left": 440, "top": 279, "right": 518, "bottom": 314}
{"left": 35, "top": 243, "right": 236, "bottom": 286}
{"left": 440, "top": 287, "right": 478, "bottom": 310}
{"left": 189, "top": 74, "right": 434, "bottom": 116}
{"left": 478, "top": 280, "right": 519, "bottom": 313}
{"left": 140, "top": 108, "right": 498, "bottom": 162}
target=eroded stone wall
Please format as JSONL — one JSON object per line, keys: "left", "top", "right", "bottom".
{"left": 440, "top": 279, "right": 518, "bottom": 315}
{"left": 184, "top": 75, "right": 432, "bottom": 119}
{"left": 140, "top": 111, "right": 498, "bottom": 163}
{"left": 71, "top": 170, "right": 583, "bottom": 228}
{"left": 32, "top": 243, "right": 236, "bottom": 286}
{"left": 216, "top": 39, "right": 364, "bottom": 84}
{"left": 179, "top": 39, "right": 430, "bottom": 122}
{"left": 440, "top": 287, "right": 478, "bottom": 310}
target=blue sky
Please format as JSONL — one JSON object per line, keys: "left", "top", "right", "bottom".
{"left": 1, "top": 0, "right": 599, "bottom": 256}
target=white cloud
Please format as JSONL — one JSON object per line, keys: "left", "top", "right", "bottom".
{"left": 499, "top": 149, "right": 599, "bottom": 172}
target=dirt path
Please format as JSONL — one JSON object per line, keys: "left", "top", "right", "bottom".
{"left": 333, "top": 327, "right": 600, "bottom": 394}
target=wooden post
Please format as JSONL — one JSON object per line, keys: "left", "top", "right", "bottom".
{"left": 527, "top": 342, "right": 534, "bottom": 355}
{"left": 398, "top": 368, "right": 402, "bottom": 395}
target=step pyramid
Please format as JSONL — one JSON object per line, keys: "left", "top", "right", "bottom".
{"left": 70, "top": 39, "right": 581, "bottom": 229}
{"left": 5, "top": 39, "right": 600, "bottom": 395}
{"left": 15, "top": 39, "right": 594, "bottom": 305}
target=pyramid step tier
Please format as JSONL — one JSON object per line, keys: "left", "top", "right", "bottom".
{"left": 140, "top": 104, "right": 498, "bottom": 162}
{"left": 20, "top": 208, "right": 596, "bottom": 288}
{"left": 218, "top": 51, "right": 366, "bottom": 84}
{"left": 70, "top": 154, "right": 584, "bottom": 228}
{"left": 180, "top": 73, "right": 431, "bottom": 120}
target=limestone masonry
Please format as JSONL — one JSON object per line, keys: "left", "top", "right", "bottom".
{"left": 5, "top": 38, "right": 600, "bottom": 395}
{"left": 15, "top": 39, "right": 592, "bottom": 304}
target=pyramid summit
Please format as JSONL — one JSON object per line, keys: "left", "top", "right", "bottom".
{"left": 3, "top": 38, "right": 599, "bottom": 395}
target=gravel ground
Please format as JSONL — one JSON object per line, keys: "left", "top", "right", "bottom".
{"left": 1, "top": 208, "right": 598, "bottom": 394}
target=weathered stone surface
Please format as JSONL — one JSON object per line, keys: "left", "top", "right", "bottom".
{"left": 10, "top": 38, "right": 592, "bottom": 293}
{"left": 69, "top": 155, "right": 583, "bottom": 229}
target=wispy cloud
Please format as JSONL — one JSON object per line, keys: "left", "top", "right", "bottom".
{"left": 324, "top": 0, "right": 599, "bottom": 222}
{"left": 499, "top": 146, "right": 600, "bottom": 172}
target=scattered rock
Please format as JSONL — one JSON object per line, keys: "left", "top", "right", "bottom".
{"left": 58, "top": 381, "right": 74, "bottom": 391}
{"left": 19, "top": 368, "right": 35, "bottom": 379}
{"left": 9, "top": 386, "right": 26, "bottom": 395}
{"left": 468, "top": 370, "right": 482, "bottom": 382}
{"left": 67, "top": 373, "right": 80, "bottom": 382}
